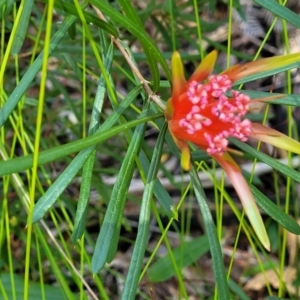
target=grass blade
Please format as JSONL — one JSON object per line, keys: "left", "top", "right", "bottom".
{"left": 88, "top": 0, "right": 171, "bottom": 90}
{"left": 121, "top": 123, "right": 167, "bottom": 300}
{"left": 32, "top": 86, "right": 147, "bottom": 223}
{"left": 92, "top": 104, "right": 150, "bottom": 273}
{"left": 0, "top": 112, "right": 162, "bottom": 176}
{"left": 11, "top": 0, "right": 34, "bottom": 54}
{"left": 117, "top": 0, "right": 144, "bottom": 29}
{"left": 254, "top": 0, "right": 300, "bottom": 29}
{"left": 228, "top": 278, "right": 251, "bottom": 300}
{"left": 72, "top": 44, "right": 114, "bottom": 243}
{"left": 241, "top": 90, "right": 300, "bottom": 107}
{"left": 190, "top": 166, "right": 230, "bottom": 300}
{"left": 38, "top": 0, "right": 119, "bottom": 37}
{"left": 230, "top": 138, "right": 300, "bottom": 183}
{"left": 138, "top": 147, "right": 175, "bottom": 217}
{"left": 0, "top": 13, "right": 79, "bottom": 127}
{"left": 148, "top": 235, "right": 210, "bottom": 283}
{"left": 250, "top": 183, "right": 300, "bottom": 234}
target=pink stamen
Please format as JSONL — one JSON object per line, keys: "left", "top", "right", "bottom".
{"left": 179, "top": 75, "right": 252, "bottom": 154}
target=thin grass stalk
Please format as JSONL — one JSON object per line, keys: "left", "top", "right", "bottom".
{"left": 24, "top": 1, "right": 55, "bottom": 298}
{"left": 121, "top": 123, "right": 167, "bottom": 299}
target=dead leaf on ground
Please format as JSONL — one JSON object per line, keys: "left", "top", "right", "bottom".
{"left": 244, "top": 266, "right": 298, "bottom": 296}
{"left": 286, "top": 218, "right": 300, "bottom": 266}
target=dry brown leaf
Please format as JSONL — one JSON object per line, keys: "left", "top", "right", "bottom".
{"left": 244, "top": 266, "right": 297, "bottom": 295}
{"left": 286, "top": 218, "right": 300, "bottom": 266}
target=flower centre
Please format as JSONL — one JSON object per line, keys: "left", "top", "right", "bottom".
{"left": 179, "top": 75, "right": 252, "bottom": 154}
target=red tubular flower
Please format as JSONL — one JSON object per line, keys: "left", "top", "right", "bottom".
{"left": 166, "top": 50, "right": 300, "bottom": 250}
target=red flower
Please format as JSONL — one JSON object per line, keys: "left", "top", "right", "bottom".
{"left": 166, "top": 50, "right": 300, "bottom": 250}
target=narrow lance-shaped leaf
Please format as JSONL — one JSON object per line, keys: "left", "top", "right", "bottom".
{"left": 250, "top": 184, "right": 300, "bottom": 235}
{"left": 254, "top": 0, "right": 300, "bottom": 30}
{"left": 88, "top": 0, "right": 171, "bottom": 90}
{"left": 0, "top": 10, "right": 86, "bottom": 127}
{"left": 190, "top": 166, "right": 230, "bottom": 299}
{"left": 0, "top": 112, "right": 162, "bottom": 177}
{"left": 122, "top": 123, "right": 168, "bottom": 300}
{"left": 32, "top": 114, "right": 160, "bottom": 223}
{"left": 92, "top": 104, "right": 150, "bottom": 273}
{"left": 72, "top": 44, "right": 114, "bottom": 243}
{"left": 11, "top": 0, "right": 34, "bottom": 54}
{"left": 230, "top": 138, "right": 300, "bottom": 183}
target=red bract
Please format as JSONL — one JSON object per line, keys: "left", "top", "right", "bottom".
{"left": 165, "top": 50, "right": 300, "bottom": 250}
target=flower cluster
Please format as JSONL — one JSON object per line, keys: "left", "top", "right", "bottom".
{"left": 165, "top": 50, "right": 300, "bottom": 250}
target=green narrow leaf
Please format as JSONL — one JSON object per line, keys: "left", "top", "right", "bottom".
{"left": 266, "top": 297, "right": 291, "bottom": 300}
{"left": 189, "top": 166, "right": 230, "bottom": 300}
{"left": 230, "top": 138, "right": 300, "bottom": 183}
{"left": 102, "top": 117, "right": 151, "bottom": 263}
{"left": 138, "top": 148, "right": 174, "bottom": 217}
{"left": 148, "top": 235, "right": 210, "bottom": 283}
{"left": 115, "top": 0, "right": 161, "bottom": 89}
{"left": 32, "top": 86, "right": 146, "bottom": 223}
{"left": 39, "top": 0, "right": 119, "bottom": 37}
{"left": 62, "top": 0, "right": 77, "bottom": 40}
{"left": 117, "top": 0, "right": 144, "bottom": 29}
{"left": 0, "top": 273, "right": 71, "bottom": 300}
{"left": 241, "top": 90, "right": 300, "bottom": 107}
{"left": 151, "top": 16, "right": 173, "bottom": 49}
{"left": 122, "top": 123, "right": 167, "bottom": 300}
{"left": 254, "top": 0, "right": 300, "bottom": 29}
{"left": 0, "top": 14, "right": 77, "bottom": 127}
{"left": 36, "top": 225, "right": 76, "bottom": 299}
{"left": 88, "top": 0, "right": 171, "bottom": 90}
{"left": 67, "top": 22, "right": 77, "bottom": 40}
{"left": 228, "top": 278, "right": 251, "bottom": 300}
{"left": 11, "top": 0, "right": 34, "bottom": 55}
{"left": 191, "top": 150, "right": 210, "bottom": 161}
{"left": 116, "top": 48, "right": 174, "bottom": 217}
{"left": 92, "top": 104, "right": 150, "bottom": 273}
{"left": 72, "top": 44, "right": 114, "bottom": 243}
{"left": 0, "top": 0, "right": 14, "bottom": 20}
{"left": 250, "top": 183, "right": 300, "bottom": 235}
{"left": 32, "top": 147, "right": 95, "bottom": 224}
{"left": 143, "top": 46, "right": 160, "bottom": 91}
{"left": 0, "top": 112, "right": 162, "bottom": 177}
